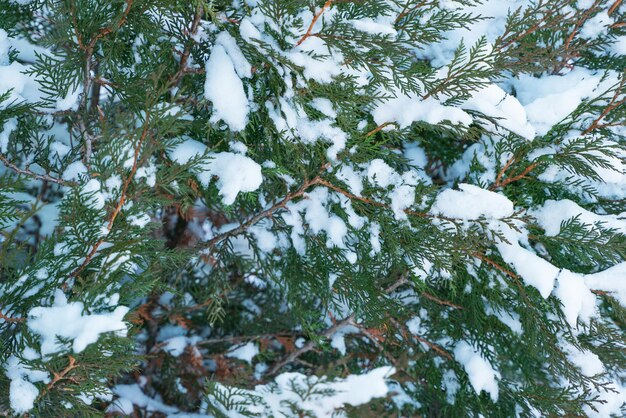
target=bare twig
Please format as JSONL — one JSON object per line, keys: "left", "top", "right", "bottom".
{"left": 490, "top": 155, "right": 538, "bottom": 190}
{"left": 0, "top": 309, "right": 25, "bottom": 324}
{"left": 36, "top": 356, "right": 79, "bottom": 401}
{"left": 266, "top": 313, "right": 355, "bottom": 376}
{"left": 608, "top": 0, "right": 623, "bottom": 15}
{"left": 295, "top": 0, "right": 333, "bottom": 47}
{"left": 0, "top": 154, "right": 74, "bottom": 186}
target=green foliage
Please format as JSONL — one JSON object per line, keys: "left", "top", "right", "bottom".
{"left": 0, "top": 0, "right": 625, "bottom": 417}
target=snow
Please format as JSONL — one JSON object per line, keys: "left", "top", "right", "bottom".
{"left": 169, "top": 139, "right": 263, "bottom": 205}
{"left": 5, "top": 354, "right": 49, "bottom": 415}
{"left": 584, "top": 262, "right": 626, "bottom": 307}
{"left": 554, "top": 270, "right": 597, "bottom": 328}
{"left": 372, "top": 95, "right": 472, "bottom": 129}
{"left": 335, "top": 165, "right": 363, "bottom": 196}
{"left": 310, "top": 97, "right": 337, "bottom": 118}
{"left": 508, "top": 68, "right": 607, "bottom": 136}
{"left": 329, "top": 324, "right": 359, "bottom": 355}
{"left": 204, "top": 44, "right": 250, "bottom": 131}
{"left": 9, "top": 377, "right": 39, "bottom": 414}
{"left": 62, "top": 161, "right": 88, "bottom": 181}
{"left": 109, "top": 384, "right": 179, "bottom": 415}
{"left": 288, "top": 37, "right": 344, "bottom": 84}
{"left": 226, "top": 342, "right": 259, "bottom": 364}
{"left": 82, "top": 179, "right": 106, "bottom": 210}
{"left": 28, "top": 289, "right": 129, "bottom": 356}
{"left": 430, "top": 184, "right": 513, "bottom": 220}
{"left": 282, "top": 187, "right": 349, "bottom": 254}
{"left": 0, "top": 118, "right": 17, "bottom": 152}
{"left": 454, "top": 342, "right": 500, "bottom": 402}
{"left": 579, "top": 12, "right": 612, "bottom": 39}
{"left": 55, "top": 86, "right": 82, "bottom": 111}
{"left": 463, "top": 84, "right": 535, "bottom": 139}
{"left": 206, "top": 366, "right": 395, "bottom": 417}
{"left": 351, "top": 17, "right": 397, "bottom": 37}
{"left": 215, "top": 31, "right": 252, "bottom": 79}
{"left": 531, "top": 199, "right": 626, "bottom": 235}
{"left": 496, "top": 241, "right": 560, "bottom": 299}
{"left": 561, "top": 342, "right": 604, "bottom": 377}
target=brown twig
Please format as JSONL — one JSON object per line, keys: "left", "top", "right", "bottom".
{"left": 204, "top": 175, "right": 325, "bottom": 250}
{"left": 472, "top": 252, "right": 519, "bottom": 280}
{"left": 490, "top": 155, "right": 538, "bottom": 190}
{"left": 169, "top": 5, "right": 204, "bottom": 87}
{"left": 365, "top": 122, "right": 395, "bottom": 137}
{"left": 388, "top": 316, "right": 452, "bottom": 360}
{"left": 608, "top": 0, "right": 622, "bottom": 16}
{"left": 421, "top": 291, "right": 464, "bottom": 310}
{"left": 37, "top": 356, "right": 78, "bottom": 400}
{"left": 0, "top": 154, "right": 74, "bottom": 186}
{"left": 563, "top": 0, "right": 602, "bottom": 52}
{"left": 0, "top": 310, "right": 25, "bottom": 324}
{"left": 295, "top": 0, "right": 333, "bottom": 47}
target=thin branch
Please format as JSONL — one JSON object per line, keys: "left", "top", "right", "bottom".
{"left": 0, "top": 154, "right": 74, "bottom": 186}
{"left": 36, "top": 356, "right": 78, "bottom": 401}
{"left": 0, "top": 309, "right": 25, "bottom": 324}
{"left": 563, "top": 0, "right": 602, "bottom": 51}
{"left": 421, "top": 291, "right": 464, "bottom": 310}
{"left": 169, "top": 5, "right": 204, "bottom": 87}
{"left": 388, "top": 317, "right": 452, "bottom": 360}
{"left": 204, "top": 175, "right": 325, "bottom": 249}
{"left": 582, "top": 77, "right": 626, "bottom": 135}
{"left": 365, "top": 121, "right": 395, "bottom": 137}
{"left": 489, "top": 155, "right": 538, "bottom": 190}
{"left": 608, "top": 0, "right": 623, "bottom": 16}
{"left": 266, "top": 313, "right": 355, "bottom": 376}
{"left": 295, "top": 0, "right": 333, "bottom": 47}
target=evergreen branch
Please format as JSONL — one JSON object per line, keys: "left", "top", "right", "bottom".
{"left": 0, "top": 154, "right": 74, "bottom": 186}
{"left": 169, "top": 5, "right": 204, "bottom": 87}
{"left": 69, "top": 113, "right": 151, "bottom": 279}
{"left": 494, "top": 2, "right": 567, "bottom": 52}
{"left": 204, "top": 171, "right": 465, "bottom": 254}
{"left": 394, "top": 0, "right": 432, "bottom": 24}
{"left": 204, "top": 173, "right": 327, "bottom": 250}
{"left": 266, "top": 313, "right": 356, "bottom": 376}
{"left": 266, "top": 275, "right": 424, "bottom": 376}
{"left": 582, "top": 77, "right": 626, "bottom": 135}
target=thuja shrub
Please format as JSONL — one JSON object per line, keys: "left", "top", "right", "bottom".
{"left": 0, "top": 0, "right": 625, "bottom": 416}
